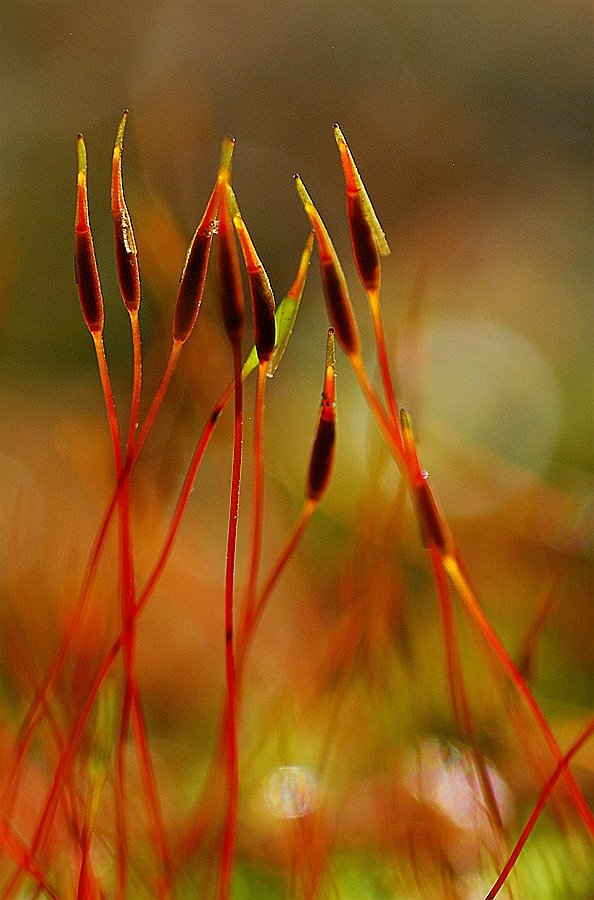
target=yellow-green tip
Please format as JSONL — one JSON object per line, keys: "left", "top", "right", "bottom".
{"left": 114, "top": 110, "right": 128, "bottom": 157}
{"left": 77, "top": 134, "right": 87, "bottom": 183}
{"left": 218, "top": 135, "right": 236, "bottom": 184}
{"left": 333, "top": 123, "right": 390, "bottom": 257}
{"left": 294, "top": 175, "right": 333, "bottom": 263}
{"left": 287, "top": 230, "right": 315, "bottom": 299}
{"left": 76, "top": 135, "right": 89, "bottom": 232}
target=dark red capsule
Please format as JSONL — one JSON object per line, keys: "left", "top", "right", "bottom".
{"left": 320, "top": 257, "right": 360, "bottom": 357}
{"left": 306, "top": 329, "right": 337, "bottom": 502}
{"left": 74, "top": 228, "right": 104, "bottom": 335}
{"left": 248, "top": 267, "right": 276, "bottom": 363}
{"left": 173, "top": 227, "right": 214, "bottom": 343}
{"left": 346, "top": 192, "right": 380, "bottom": 294}
{"left": 75, "top": 135, "right": 104, "bottom": 335}
{"left": 111, "top": 112, "right": 140, "bottom": 314}
{"left": 217, "top": 186, "right": 244, "bottom": 344}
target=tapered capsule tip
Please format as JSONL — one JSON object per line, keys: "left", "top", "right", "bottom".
{"left": 287, "top": 230, "right": 315, "bottom": 299}
{"left": 321, "top": 328, "right": 336, "bottom": 418}
{"left": 294, "top": 174, "right": 312, "bottom": 208}
{"left": 76, "top": 135, "right": 89, "bottom": 231}
{"left": 333, "top": 124, "right": 358, "bottom": 194}
{"left": 219, "top": 136, "right": 236, "bottom": 182}
{"left": 400, "top": 408, "right": 413, "bottom": 440}
{"left": 77, "top": 134, "right": 86, "bottom": 168}
{"left": 400, "top": 407, "right": 417, "bottom": 464}
{"left": 400, "top": 407, "right": 427, "bottom": 485}
{"left": 294, "top": 175, "right": 333, "bottom": 264}
{"left": 233, "top": 213, "right": 259, "bottom": 274}
{"left": 333, "top": 124, "right": 390, "bottom": 258}
{"left": 115, "top": 110, "right": 128, "bottom": 154}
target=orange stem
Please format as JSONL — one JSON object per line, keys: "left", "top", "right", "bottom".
{"left": 485, "top": 717, "right": 594, "bottom": 899}
{"left": 219, "top": 341, "right": 243, "bottom": 900}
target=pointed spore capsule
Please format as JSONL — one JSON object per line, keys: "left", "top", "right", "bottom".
{"left": 334, "top": 125, "right": 390, "bottom": 294}
{"left": 295, "top": 175, "right": 360, "bottom": 357}
{"left": 400, "top": 408, "right": 450, "bottom": 553}
{"left": 217, "top": 153, "right": 244, "bottom": 345}
{"left": 307, "top": 329, "right": 337, "bottom": 502}
{"left": 173, "top": 230, "right": 213, "bottom": 343}
{"left": 111, "top": 111, "right": 140, "bottom": 314}
{"left": 173, "top": 137, "right": 235, "bottom": 345}
{"left": 233, "top": 210, "right": 276, "bottom": 363}
{"left": 75, "top": 135, "right": 104, "bottom": 335}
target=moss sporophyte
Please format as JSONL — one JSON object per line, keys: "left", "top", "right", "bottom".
{"left": 0, "top": 112, "right": 591, "bottom": 900}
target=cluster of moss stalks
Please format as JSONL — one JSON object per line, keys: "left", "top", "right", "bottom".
{"left": 0, "top": 112, "right": 591, "bottom": 900}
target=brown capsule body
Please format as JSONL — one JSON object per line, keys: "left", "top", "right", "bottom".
{"left": 233, "top": 212, "right": 277, "bottom": 363}
{"left": 414, "top": 476, "right": 450, "bottom": 554}
{"left": 75, "top": 135, "right": 104, "bottom": 335}
{"left": 320, "top": 258, "right": 360, "bottom": 357}
{"left": 295, "top": 176, "right": 360, "bottom": 358}
{"left": 307, "top": 415, "right": 336, "bottom": 502}
{"left": 346, "top": 192, "right": 380, "bottom": 294}
{"left": 249, "top": 268, "right": 276, "bottom": 363}
{"left": 111, "top": 113, "right": 141, "bottom": 313}
{"left": 173, "top": 228, "right": 214, "bottom": 343}
{"left": 307, "top": 329, "right": 337, "bottom": 502}
{"left": 217, "top": 195, "right": 244, "bottom": 344}
{"left": 113, "top": 210, "right": 140, "bottom": 313}
{"left": 74, "top": 228, "right": 104, "bottom": 335}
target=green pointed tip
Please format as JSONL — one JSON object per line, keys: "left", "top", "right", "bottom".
{"left": 400, "top": 408, "right": 413, "bottom": 441}
{"left": 75, "top": 135, "right": 89, "bottom": 232}
{"left": 77, "top": 134, "right": 87, "bottom": 178}
{"left": 287, "top": 230, "right": 315, "bottom": 300}
{"left": 294, "top": 173, "right": 313, "bottom": 210}
{"left": 333, "top": 124, "right": 390, "bottom": 258}
{"left": 219, "top": 136, "right": 236, "bottom": 182}
{"left": 115, "top": 110, "right": 128, "bottom": 154}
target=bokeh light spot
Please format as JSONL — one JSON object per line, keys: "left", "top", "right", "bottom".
{"left": 402, "top": 739, "right": 513, "bottom": 833}
{"left": 264, "top": 765, "right": 320, "bottom": 819}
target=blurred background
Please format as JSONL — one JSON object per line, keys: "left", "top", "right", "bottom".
{"left": 0, "top": 1, "right": 592, "bottom": 896}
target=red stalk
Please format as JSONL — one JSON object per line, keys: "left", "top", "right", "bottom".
{"left": 485, "top": 717, "right": 594, "bottom": 899}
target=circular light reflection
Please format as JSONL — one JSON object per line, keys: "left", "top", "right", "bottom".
{"left": 402, "top": 739, "right": 513, "bottom": 832}
{"left": 264, "top": 765, "right": 320, "bottom": 819}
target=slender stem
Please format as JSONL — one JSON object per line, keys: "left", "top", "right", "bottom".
{"left": 130, "top": 688, "right": 174, "bottom": 897}
{"left": 93, "top": 333, "right": 123, "bottom": 477}
{"left": 131, "top": 340, "right": 182, "bottom": 467}
{"left": 485, "top": 717, "right": 594, "bottom": 900}
{"left": 241, "top": 362, "right": 268, "bottom": 630}
{"left": 347, "top": 344, "right": 594, "bottom": 838}
{"left": 4, "top": 462, "right": 127, "bottom": 900}
{"left": 429, "top": 545, "right": 505, "bottom": 839}
{"left": 349, "top": 352, "right": 404, "bottom": 464}
{"left": 126, "top": 309, "right": 143, "bottom": 466}
{"left": 236, "top": 500, "right": 316, "bottom": 678}
{"left": 4, "top": 339, "right": 179, "bottom": 815}
{"left": 445, "top": 551, "right": 594, "bottom": 837}
{"left": 0, "top": 820, "right": 58, "bottom": 900}
{"left": 367, "top": 288, "right": 400, "bottom": 431}
{"left": 177, "top": 500, "right": 316, "bottom": 870}
{"left": 0, "top": 639, "right": 124, "bottom": 899}
{"left": 1, "top": 486, "right": 119, "bottom": 821}
{"left": 219, "top": 342, "right": 243, "bottom": 900}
